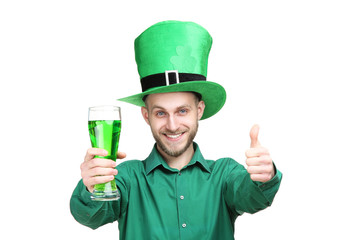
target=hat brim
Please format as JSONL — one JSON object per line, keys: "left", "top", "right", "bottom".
{"left": 118, "top": 81, "right": 226, "bottom": 120}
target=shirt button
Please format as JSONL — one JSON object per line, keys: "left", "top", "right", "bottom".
{"left": 182, "top": 223, "right": 187, "bottom": 228}
{"left": 180, "top": 195, "right": 184, "bottom": 200}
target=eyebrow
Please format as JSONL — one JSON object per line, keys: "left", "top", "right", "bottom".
{"left": 151, "top": 104, "right": 193, "bottom": 111}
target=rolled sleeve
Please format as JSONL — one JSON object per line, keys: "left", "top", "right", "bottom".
{"left": 224, "top": 158, "right": 282, "bottom": 216}
{"left": 69, "top": 180, "right": 121, "bottom": 230}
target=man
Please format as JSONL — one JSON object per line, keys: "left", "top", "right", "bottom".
{"left": 70, "top": 20, "right": 282, "bottom": 240}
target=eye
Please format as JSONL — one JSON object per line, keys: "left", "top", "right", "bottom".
{"left": 156, "top": 111, "right": 166, "bottom": 117}
{"left": 179, "top": 109, "right": 188, "bottom": 115}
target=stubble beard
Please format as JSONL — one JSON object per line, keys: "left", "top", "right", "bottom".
{"left": 152, "top": 122, "right": 198, "bottom": 158}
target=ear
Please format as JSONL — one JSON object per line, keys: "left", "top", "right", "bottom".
{"left": 197, "top": 100, "right": 205, "bottom": 120}
{"left": 141, "top": 106, "right": 150, "bottom": 125}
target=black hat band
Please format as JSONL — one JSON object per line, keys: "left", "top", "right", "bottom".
{"left": 140, "top": 70, "right": 206, "bottom": 92}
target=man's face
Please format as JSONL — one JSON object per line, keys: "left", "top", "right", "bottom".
{"left": 141, "top": 92, "right": 205, "bottom": 158}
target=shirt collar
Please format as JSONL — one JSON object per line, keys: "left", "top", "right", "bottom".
{"left": 144, "top": 142, "right": 211, "bottom": 175}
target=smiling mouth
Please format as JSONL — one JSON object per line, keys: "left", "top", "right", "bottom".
{"left": 163, "top": 132, "right": 185, "bottom": 140}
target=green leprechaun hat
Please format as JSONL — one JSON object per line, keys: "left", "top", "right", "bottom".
{"left": 118, "top": 20, "right": 226, "bottom": 120}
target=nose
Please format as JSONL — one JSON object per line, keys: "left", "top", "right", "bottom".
{"left": 166, "top": 114, "right": 179, "bottom": 132}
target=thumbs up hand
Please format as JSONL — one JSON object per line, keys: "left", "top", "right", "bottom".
{"left": 245, "top": 124, "right": 275, "bottom": 183}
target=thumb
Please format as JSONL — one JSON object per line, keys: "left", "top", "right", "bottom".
{"left": 250, "top": 124, "right": 261, "bottom": 148}
{"left": 117, "top": 151, "right": 127, "bottom": 159}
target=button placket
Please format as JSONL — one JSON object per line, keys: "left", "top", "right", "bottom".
{"left": 176, "top": 170, "right": 188, "bottom": 235}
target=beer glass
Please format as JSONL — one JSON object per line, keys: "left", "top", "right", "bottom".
{"left": 88, "top": 106, "right": 121, "bottom": 201}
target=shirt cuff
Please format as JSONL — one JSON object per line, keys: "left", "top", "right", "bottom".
{"left": 254, "top": 162, "right": 282, "bottom": 191}
{"left": 74, "top": 180, "right": 102, "bottom": 207}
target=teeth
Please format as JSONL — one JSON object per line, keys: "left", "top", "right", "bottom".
{"left": 166, "top": 133, "right": 182, "bottom": 139}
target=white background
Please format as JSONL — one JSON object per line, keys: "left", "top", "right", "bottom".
{"left": 1, "top": 0, "right": 359, "bottom": 239}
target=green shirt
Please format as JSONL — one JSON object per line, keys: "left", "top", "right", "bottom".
{"left": 70, "top": 143, "right": 282, "bottom": 240}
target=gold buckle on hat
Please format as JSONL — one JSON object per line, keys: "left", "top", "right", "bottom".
{"left": 165, "top": 70, "right": 179, "bottom": 86}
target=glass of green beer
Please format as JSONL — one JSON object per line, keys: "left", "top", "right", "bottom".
{"left": 88, "top": 105, "right": 121, "bottom": 201}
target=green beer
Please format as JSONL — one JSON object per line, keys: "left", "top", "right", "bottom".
{"left": 88, "top": 120, "right": 121, "bottom": 161}
{"left": 88, "top": 106, "right": 121, "bottom": 201}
